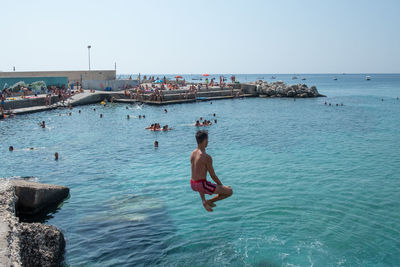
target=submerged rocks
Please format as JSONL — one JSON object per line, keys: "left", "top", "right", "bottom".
{"left": 0, "top": 179, "right": 68, "bottom": 267}
{"left": 253, "top": 81, "right": 325, "bottom": 98}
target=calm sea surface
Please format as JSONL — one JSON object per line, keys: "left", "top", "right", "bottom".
{"left": 1, "top": 74, "right": 400, "bottom": 266}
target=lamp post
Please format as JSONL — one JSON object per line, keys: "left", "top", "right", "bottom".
{"left": 87, "top": 45, "right": 91, "bottom": 72}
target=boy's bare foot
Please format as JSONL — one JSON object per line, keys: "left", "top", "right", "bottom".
{"left": 206, "top": 200, "right": 216, "bottom": 207}
{"left": 202, "top": 201, "right": 213, "bottom": 212}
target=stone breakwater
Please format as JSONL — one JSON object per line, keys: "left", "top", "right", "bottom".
{"left": 250, "top": 80, "right": 325, "bottom": 98}
{"left": 0, "top": 179, "right": 69, "bottom": 267}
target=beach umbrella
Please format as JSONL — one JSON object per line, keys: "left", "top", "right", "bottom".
{"left": 175, "top": 75, "right": 183, "bottom": 79}
{"left": 202, "top": 74, "right": 210, "bottom": 77}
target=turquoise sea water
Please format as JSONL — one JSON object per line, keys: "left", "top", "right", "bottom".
{"left": 1, "top": 74, "right": 400, "bottom": 266}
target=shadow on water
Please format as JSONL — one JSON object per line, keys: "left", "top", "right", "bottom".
{"left": 18, "top": 198, "right": 69, "bottom": 223}
{"left": 72, "top": 194, "right": 175, "bottom": 266}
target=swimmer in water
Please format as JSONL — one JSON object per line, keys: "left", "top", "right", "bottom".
{"left": 55, "top": 152, "right": 59, "bottom": 160}
{"left": 154, "top": 141, "right": 159, "bottom": 147}
{"left": 164, "top": 109, "right": 168, "bottom": 113}
{"left": 143, "top": 115, "right": 146, "bottom": 118}
{"left": 139, "top": 115, "right": 142, "bottom": 119}
{"left": 195, "top": 120, "right": 201, "bottom": 127}
{"left": 100, "top": 114, "right": 103, "bottom": 118}
{"left": 214, "top": 119, "right": 217, "bottom": 124}
{"left": 94, "top": 108, "right": 96, "bottom": 111}
{"left": 9, "top": 146, "right": 14, "bottom": 152}
{"left": 39, "top": 121, "right": 45, "bottom": 128}
{"left": 190, "top": 130, "right": 232, "bottom": 212}
{"left": 162, "top": 125, "right": 172, "bottom": 131}
{"left": 79, "top": 110, "right": 81, "bottom": 113}
{"left": 213, "top": 113, "right": 216, "bottom": 117}
{"left": 146, "top": 124, "right": 155, "bottom": 130}
{"left": 127, "top": 115, "right": 130, "bottom": 119}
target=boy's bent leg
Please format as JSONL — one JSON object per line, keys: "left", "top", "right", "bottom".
{"left": 198, "top": 192, "right": 213, "bottom": 212}
{"left": 209, "top": 185, "right": 233, "bottom": 203}
{"left": 199, "top": 192, "right": 216, "bottom": 207}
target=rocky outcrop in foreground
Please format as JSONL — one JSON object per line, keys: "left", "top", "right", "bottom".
{"left": 254, "top": 81, "right": 325, "bottom": 98}
{"left": 0, "top": 179, "right": 69, "bottom": 267}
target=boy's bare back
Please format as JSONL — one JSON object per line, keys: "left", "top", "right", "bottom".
{"left": 190, "top": 149, "right": 210, "bottom": 181}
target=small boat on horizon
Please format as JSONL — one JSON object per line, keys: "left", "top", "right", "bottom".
{"left": 301, "top": 77, "right": 306, "bottom": 80}
{"left": 292, "top": 76, "right": 298, "bottom": 80}
{"left": 270, "top": 76, "right": 276, "bottom": 79}
{"left": 333, "top": 77, "right": 338, "bottom": 80}
{"left": 366, "top": 76, "right": 371, "bottom": 80}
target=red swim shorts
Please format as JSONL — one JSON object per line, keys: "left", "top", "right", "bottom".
{"left": 191, "top": 179, "right": 217, "bottom": 195}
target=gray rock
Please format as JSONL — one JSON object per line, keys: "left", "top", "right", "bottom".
{"left": 0, "top": 182, "right": 22, "bottom": 267}
{"left": 0, "top": 179, "right": 68, "bottom": 267}
{"left": 10, "top": 180, "right": 69, "bottom": 216}
{"left": 244, "top": 81, "right": 324, "bottom": 98}
{"left": 19, "top": 223, "right": 65, "bottom": 267}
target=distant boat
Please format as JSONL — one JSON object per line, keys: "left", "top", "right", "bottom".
{"left": 292, "top": 76, "right": 298, "bottom": 80}
{"left": 301, "top": 78, "right": 306, "bottom": 80}
{"left": 333, "top": 77, "right": 338, "bottom": 80}
{"left": 366, "top": 76, "right": 371, "bottom": 80}
{"left": 271, "top": 76, "right": 276, "bottom": 79}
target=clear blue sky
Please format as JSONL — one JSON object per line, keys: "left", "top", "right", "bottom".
{"left": 1, "top": 0, "right": 399, "bottom": 74}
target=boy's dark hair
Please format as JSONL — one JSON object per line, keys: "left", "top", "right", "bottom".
{"left": 196, "top": 130, "right": 208, "bottom": 144}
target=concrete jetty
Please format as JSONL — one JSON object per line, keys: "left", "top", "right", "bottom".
{"left": 0, "top": 179, "right": 69, "bottom": 267}
{"left": 5, "top": 82, "right": 324, "bottom": 116}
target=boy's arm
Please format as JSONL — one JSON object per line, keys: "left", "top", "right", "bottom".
{"left": 206, "top": 156, "right": 222, "bottom": 185}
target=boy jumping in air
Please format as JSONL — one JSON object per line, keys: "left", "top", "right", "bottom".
{"left": 190, "top": 130, "right": 233, "bottom": 211}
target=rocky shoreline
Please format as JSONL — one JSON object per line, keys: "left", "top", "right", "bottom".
{"left": 252, "top": 80, "right": 325, "bottom": 98}
{"left": 0, "top": 179, "right": 69, "bottom": 267}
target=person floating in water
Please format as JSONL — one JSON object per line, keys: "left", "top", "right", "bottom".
{"left": 190, "top": 130, "right": 232, "bottom": 212}
{"left": 39, "top": 121, "right": 46, "bottom": 128}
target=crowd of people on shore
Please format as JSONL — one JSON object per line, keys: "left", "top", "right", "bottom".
{"left": 120, "top": 75, "right": 238, "bottom": 102}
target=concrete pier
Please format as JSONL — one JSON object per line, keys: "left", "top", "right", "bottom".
{"left": 0, "top": 179, "right": 69, "bottom": 267}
